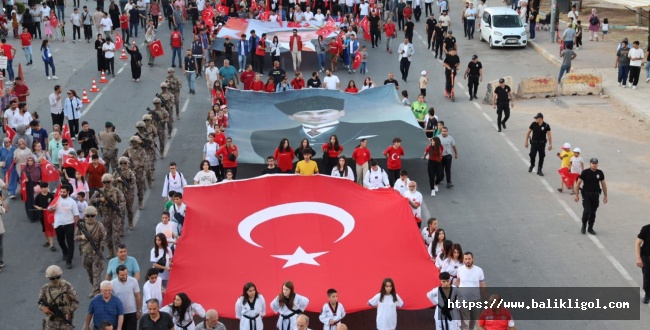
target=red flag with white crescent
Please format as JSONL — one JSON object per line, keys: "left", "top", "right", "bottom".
{"left": 149, "top": 39, "right": 165, "bottom": 57}
{"left": 353, "top": 51, "right": 362, "bottom": 70}
{"left": 62, "top": 124, "right": 74, "bottom": 148}
{"left": 114, "top": 33, "right": 123, "bottom": 51}
{"left": 40, "top": 159, "right": 61, "bottom": 182}
{"left": 4, "top": 125, "right": 15, "bottom": 142}
{"left": 558, "top": 167, "right": 580, "bottom": 189}
{"left": 4, "top": 161, "right": 13, "bottom": 184}
{"left": 216, "top": 4, "right": 229, "bottom": 15}
{"left": 277, "top": 11, "right": 283, "bottom": 27}
{"left": 45, "top": 185, "right": 61, "bottom": 227}
{"left": 20, "top": 172, "right": 27, "bottom": 202}
{"left": 62, "top": 155, "right": 89, "bottom": 176}
{"left": 250, "top": 0, "right": 257, "bottom": 12}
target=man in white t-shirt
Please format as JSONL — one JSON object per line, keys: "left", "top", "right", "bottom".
{"left": 11, "top": 103, "right": 33, "bottom": 135}
{"left": 359, "top": 0, "right": 370, "bottom": 19}
{"left": 323, "top": 70, "right": 341, "bottom": 90}
{"left": 304, "top": 7, "right": 314, "bottom": 21}
{"left": 48, "top": 185, "right": 80, "bottom": 269}
{"left": 155, "top": 211, "right": 178, "bottom": 245}
{"left": 3, "top": 99, "right": 18, "bottom": 129}
{"left": 455, "top": 252, "right": 487, "bottom": 330}
{"left": 313, "top": 9, "right": 325, "bottom": 24}
{"left": 393, "top": 170, "right": 411, "bottom": 194}
{"left": 161, "top": 162, "right": 187, "bottom": 200}
{"left": 628, "top": 40, "right": 645, "bottom": 89}
{"left": 100, "top": 12, "right": 113, "bottom": 38}
{"left": 204, "top": 60, "right": 220, "bottom": 90}
{"left": 464, "top": 3, "right": 477, "bottom": 40}
{"left": 402, "top": 180, "right": 423, "bottom": 228}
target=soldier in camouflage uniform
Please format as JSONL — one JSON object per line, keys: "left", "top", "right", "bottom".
{"left": 150, "top": 98, "right": 169, "bottom": 157}
{"left": 73, "top": 206, "right": 106, "bottom": 297}
{"left": 164, "top": 67, "right": 182, "bottom": 119}
{"left": 98, "top": 122, "right": 121, "bottom": 173}
{"left": 122, "top": 136, "right": 148, "bottom": 210}
{"left": 159, "top": 82, "right": 175, "bottom": 137}
{"left": 90, "top": 174, "right": 126, "bottom": 258}
{"left": 38, "top": 265, "right": 79, "bottom": 330}
{"left": 140, "top": 116, "right": 158, "bottom": 188}
{"left": 113, "top": 156, "right": 137, "bottom": 229}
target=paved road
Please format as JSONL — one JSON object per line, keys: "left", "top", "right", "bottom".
{"left": 0, "top": 3, "right": 647, "bottom": 329}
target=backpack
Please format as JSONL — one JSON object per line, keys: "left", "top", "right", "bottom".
{"left": 589, "top": 15, "right": 599, "bottom": 26}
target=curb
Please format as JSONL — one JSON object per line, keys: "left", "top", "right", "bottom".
{"left": 528, "top": 40, "right": 562, "bottom": 67}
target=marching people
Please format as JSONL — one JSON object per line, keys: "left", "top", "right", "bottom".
{"left": 270, "top": 281, "right": 310, "bottom": 330}
{"left": 91, "top": 173, "right": 127, "bottom": 257}
{"left": 235, "top": 282, "right": 266, "bottom": 330}
{"left": 48, "top": 184, "right": 80, "bottom": 269}
{"left": 426, "top": 272, "right": 460, "bottom": 330}
{"left": 524, "top": 113, "right": 553, "bottom": 176}
{"left": 574, "top": 158, "right": 608, "bottom": 235}
{"left": 74, "top": 206, "right": 107, "bottom": 298}
{"left": 39, "top": 265, "right": 80, "bottom": 329}
{"left": 364, "top": 159, "right": 389, "bottom": 189}
{"left": 85, "top": 281, "right": 125, "bottom": 330}
{"left": 368, "top": 278, "right": 404, "bottom": 330}
{"left": 492, "top": 78, "right": 513, "bottom": 132}
{"left": 161, "top": 292, "right": 206, "bottom": 330}
{"left": 319, "top": 288, "right": 346, "bottom": 330}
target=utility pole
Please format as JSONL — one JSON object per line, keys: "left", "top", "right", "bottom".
{"left": 550, "top": 0, "right": 557, "bottom": 43}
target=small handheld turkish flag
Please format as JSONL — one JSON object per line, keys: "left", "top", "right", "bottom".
{"left": 62, "top": 124, "right": 74, "bottom": 148}
{"left": 250, "top": 0, "right": 257, "bottom": 12}
{"left": 353, "top": 51, "right": 362, "bottom": 70}
{"left": 277, "top": 11, "right": 283, "bottom": 27}
{"left": 45, "top": 185, "right": 61, "bottom": 226}
{"left": 4, "top": 125, "right": 15, "bottom": 142}
{"left": 558, "top": 167, "right": 580, "bottom": 189}
{"left": 40, "top": 159, "right": 61, "bottom": 182}
{"left": 216, "top": 4, "right": 229, "bottom": 15}
{"left": 20, "top": 172, "right": 27, "bottom": 202}
{"left": 149, "top": 39, "right": 165, "bottom": 58}
{"left": 62, "top": 155, "right": 89, "bottom": 176}
{"left": 114, "top": 33, "right": 123, "bottom": 51}
{"left": 4, "top": 161, "right": 13, "bottom": 184}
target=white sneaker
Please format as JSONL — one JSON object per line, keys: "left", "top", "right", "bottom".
{"left": 646, "top": 78, "right": 650, "bottom": 83}
{"left": 618, "top": 82, "right": 621, "bottom": 86}
{"left": 632, "top": 86, "right": 637, "bottom": 90}
{"left": 431, "top": 189, "right": 436, "bottom": 196}
{"left": 47, "top": 76, "right": 51, "bottom": 80}
{"left": 52, "top": 76, "right": 59, "bottom": 80}
{"left": 434, "top": 185, "right": 439, "bottom": 192}
{"left": 623, "top": 85, "right": 628, "bottom": 88}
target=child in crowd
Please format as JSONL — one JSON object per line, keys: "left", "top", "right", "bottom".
{"left": 601, "top": 18, "right": 609, "bottom": 40}
{"left": 165, "top": 190, "right": 176, "bottom": 211}
{"left": 76, "top": 191, "right": 88, "bottom": 219}
{"left": 575, "top": 20, "right": 583, "bottom": 49}
{"left": 59, "top": 20, "right": 66, "bottom": 42}
{"left": 557, "top": 142, "right": 574, "bottom": 193}
{"left": 33, "top": 182, "right": 56, "bottom": 251}
{"left": 401, "top": 90, "right": 410, "bottom": 106}
{"left": 319, "top": 288, "right": 346, "bottom": 330}
{"left": 368, "top": 278, "right": 404, "bottom": 330}
{"left": 569, "top": 147, "right": 585, "bottom": 195}
{"left": 419, "top": 70, "right": 428, "bottom": 97}
{"left": 141, "top": 268, "right": 164, "bottom": 314}
{"left": 44, "top": 17, "right": 53, "bottom": 40}
{"left": 359, "top": 45, "right": 368, "bottom": 75}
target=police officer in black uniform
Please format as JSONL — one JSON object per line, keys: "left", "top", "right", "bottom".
{"left": 492, "top": 78, "right": 513, "bottom": 131}
{"left": 425, "top": 13, "right": 437, "bottom": 49}
{"left": 635, "top": 222, "right": 650, "bottom": 304}
{"left": 464, "top": 54, "right": 483, "bottom": 101}
{"left": 443, "top": 30, "right": 457, "bottom": 55}
{"left": 443, "top": 48, "right": 460, "bottom": 97}
{"left": 524, "top": 112, "right": 552, "bottom": 176}
{"left": 574, "top": 158, "right": 608, "bottom": 235}
{"left": 431, "top": 21, "right": 445, "bottom": 59}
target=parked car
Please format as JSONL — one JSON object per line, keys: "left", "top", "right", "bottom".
{"left": 480, "top": 7, "right": 528, "bottom": 49}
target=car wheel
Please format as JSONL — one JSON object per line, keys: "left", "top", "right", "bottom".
{"left": 479, "top": 33, "right": 484, "bottom": 41}
{"left": 489, "top": 37, "right": 495, "bottom": 49}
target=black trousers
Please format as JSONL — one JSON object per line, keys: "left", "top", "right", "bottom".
{"left": 581, "top": 192, "right": 600, "bottom": 228}
{"left": 256, "top": 55, "right": 265, "bottom": 74}
{"left": 400, "top": 57, "right": 411, "bottom": 81}
{"left": 106, "top": 57, "right": 115, "bottom": 74}
{"left": 34, "top": 21, "right": 42, "bottom": 39}
{"left": 427, "top": 160, "right": 443, "bottom": 189}
{"left": 445, "top": 69, "right": 456, "bottom": 94}
{"left": 468, "top": 75, "right": 479, "bottom": 96}
{"left": 51, "top": 113, "right": 65, "bottom": 129}
{"left": 427, "top": 32, "right": 433, "bottom": 48}
{"left": 433, "top": 38, "right": 443, "bottom": 58}
{"left": 72, "top": 25, "right": 81, "bottom": 40}
{"left": 629, "top": 66, "right": 641, "bottom": 86}
{"left": 425, "top": 3, "right": 433, "bottom": 16}
{"left": 83, "top": 25, "right": 92, "bottom": 40}
{"left": 55, "top": 223, "right": 75, "bottom": 264}
{"left": 123, "top": 313, "right": 138, "bottom": 330}
{"left": 642, "top": 255, "right": 650, "bottom": 297}
{"left": 68, "top": 119, "right": 80, "bottom": 137}
{"left": 209, "top": 165, "right": 223, "bottom": 182}
{"left": 387, "top": 168, "right": 400, "bottom": 187}
{"left": 497, "top": 104, "right": 510, "bottom": 128}
{"left": 371, "top": 29, "right": 380, "bottom": 47}
{"left": 529, "top": 142, "right": 546, "bottom": 168}
{"left": 441, "top": 155, "right": 452, "bottom": 183}
{"left": 398, "top": 14, "right": 404, "bottom": 30}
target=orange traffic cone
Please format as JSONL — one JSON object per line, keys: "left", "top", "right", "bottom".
{"left": 120, "top": 48, "right": 128, "bottom": 60}
{"left": 81, "top": 89, "right": 91, "bottom": 104}
{"left": 99, "top": 70, "right": 108, "bottom": 83}
{"left": 90, "top": 79, "right": 100, "bottom": 92}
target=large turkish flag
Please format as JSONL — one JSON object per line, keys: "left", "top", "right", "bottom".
{"left": 165, "top": 175, "right": 439, "bottom": 319}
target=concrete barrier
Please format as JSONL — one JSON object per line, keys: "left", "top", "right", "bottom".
{"left": 517, "top": 76, "right": 558, "bottom": 99}
{"left": 482, "top": 76, "right": 514, "bottom": 105}
{"left": 560, "top": 72, "right": 603, "bottom": 96}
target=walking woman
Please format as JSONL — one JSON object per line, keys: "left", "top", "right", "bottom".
{"left": 125, "top": 42, "right": 143, "bottom": 81}
{"left": 321, "top": 135, "right": 344, "bottom": 176}
{"left": 193, "top": 160, "right": 218, "bottom": 185}
{"left": 368, "top": 278, "right": 404, "bottom": 330}
{"left": 95, "top": 34, "right": 106, "bottom": 73}
{"left": 150, "top": 233, "right": 173, "bottom": 287}
{"left": 270, "top": 35, "right": 281, "bottom": 64}
{"left": 40, "top": 39, "right": 58, "bottom": 80}
{"left": 63, "top": 90, "right": 83, "bottom": 137}
{"left": 428, "top": 228, "right": 446, "bottom": 260}
{"left": 235, "top": 282, "right": 266, "bottom": 330}
{"left": 270, "top": 281, "right": 310, "bottom": 330}
{"left": 422, "top": 137, "right": 443, "bottom": 197}
{"left": 23, "top": 156, "right": 42, "bottom": 222}
{"left": 161, "top": 292, "right": 206, "bottom": 330}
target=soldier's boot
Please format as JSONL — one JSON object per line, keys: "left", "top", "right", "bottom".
{"left": 139, "top": 200, "right": 144, "bottom": 210}
{"left": 160, "top": 148, "right": 165, "bottom": 158}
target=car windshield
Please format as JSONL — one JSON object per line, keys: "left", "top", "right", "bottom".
{"left": 492, "top": 15, "right": 523, "bottom": 28}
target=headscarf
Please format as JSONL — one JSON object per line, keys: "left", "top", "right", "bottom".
{"left": 23, "top": 156, "right": 42, "bottom": 182}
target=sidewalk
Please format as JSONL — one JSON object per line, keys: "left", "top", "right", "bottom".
{"left": 527, "top": 31, "right": 650, "bottom": 126}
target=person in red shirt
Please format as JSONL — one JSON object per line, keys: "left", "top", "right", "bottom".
{"left": 273, "top": 138, "right": 295, "bottom": 173}
{"left": 86, "top": 154, "right": 107, "bottom": 197}
{"left": 478, "top": 294, "right": 517, "bottom": 330}
{"left": 422, "top": 137, "right": 443, "bottom": 196}
{"left": 250, "top": 73, "right": 265, "bottom": 91}
{"left": 11, "top": 77, "right": 30, "bottom": 102}
{"left": 120, "top": 12, "right": 130, "bottom": 44}
{"left": 403, "top": 4, "right": 413, "bottom": 20}
{"left": 290, "top": 71, "right": 305, "bottom": 90}
{"left": 328, "top": 37, "right": 340, "bottom": 71}
{"left": 1, "top": 38, "right": 17, "bottom": 83}
{"left": 289, "top": 29, "right": 303, "bottom": 72}
{"left": 255, "top": 33, "right": 267, "bottom": 74}
{"left": 170, "top": 27, "right": 183, "bottom": 67}
{"left": 265, "top": 77, "right": 276, "bottom": 92}
{"left": 213, "top": 125, "right": 226, "bottom": 146}
{"left": 384, "top": 18, "right": 396, "bottom": 53}
{"left": 321, "top": 135, "right": 344, "bottom": 175}
{"left": 383, "top": 137, "right": 404, "bottom": 186}
{"left": 351, "top": 139, "right": 371, "bottom": 186}
{"left": 240, "top": 64, "right": 256, "bottom": 90}
{"left": 344, "top": 80, "right": 359, "bottom": 93}
{"left": 215, "top": 110, "right": 228, "bottom": 128}
{"left": 216, "top": 137, "right": 239, "bottom": 178}
{"left": 19, "top": 28, "right": 33, "bottom": 66}
{"left": 212, "top": 88, "right": 226, "bottom": 106}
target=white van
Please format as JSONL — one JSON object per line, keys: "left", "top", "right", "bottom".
{"left": 479, "top": 7, "right": 528, "bottom": 48}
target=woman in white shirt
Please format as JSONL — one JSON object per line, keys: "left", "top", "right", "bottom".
{"left": 361, "top": 77, "right": 375, "bottom": 90}
{"left": 270, "top": 281, "right": 310, "bottom": 330}
{"left": 67, "top": 170, "right": 89, "bottom": 199}
{"left": 161, "top": 292, "right": 206, "bottom": 330}
{"left": 150, "top": 233, "right": 173, "bottom": 283}
{"left": 202, "top": 133, "right": 221, "bottom": 175}
{"left": 434, "top": 239, "right": 453, "bottom": 270}
{"left": 368, "top": 278, "right": 404, "bottom": 330}
{"left": 428, "top": 228, "right": 446, "bottom": 260}
{"left": 331, "top": 156, "right": 354, "bottom": 181}
{"left": 270, "top": 35, "right": 281, "bottom": 64}
{"left": 235, "top": 282, "right": 266, "bottom": 330}
{"left": 102, "top": 36, "right": 116, "bottom": 76}
{"left": 440, "top": 243, "right": 463, "bottom": 281}
{"left": 141, "top": 268, "right": 164, "bottom": 314}
{"left": 193, "top": 160, "right": 218, "bottom": 185}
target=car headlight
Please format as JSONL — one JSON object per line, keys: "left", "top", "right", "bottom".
{"left": 495, "top": 31, "right": 503, "bottom": 36}
{"left": 521, "top": 32, "right": 527, "bottom": 37}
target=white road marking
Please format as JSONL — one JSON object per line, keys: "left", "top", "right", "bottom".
{"left": 481, "top": 112, "right": 492, "bottom": 122}
{"left": 181, "top": 98, "right": 190, "bottom": 113}
{"left": 162, "top": 128, "right": 178, "bottom": 158}
{"left": 81, "top": 63, "right": 129, "bottom": 116}
{"left": 132, "top": 189, "right": 151, "bottom": 227}
{"left": 458, "top": 84, "right": 465, "bottom": 90}
{"left": 473, "top": 102, "right": 481, "bottom": 109}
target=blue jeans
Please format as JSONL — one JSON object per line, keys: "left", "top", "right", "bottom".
{"left": 56, "top": 5, "right": 65, "bottom": 21}
{"left": 171, "top": 47, "right": 182, "bottom": 67}
{"left": 8, "top": 166, "right": 17, "bottom": 195}
{"left": 130, "top": 22, "right": 138, "bottom": 38}
{"left": 360, "top": 62, "right": 367, "bottom": 74}
{"left": 23, "top": 46, "right": 33, "bottom": 64}
{"left": 238, "top": 54, "right": 246, "bottom": 70}
{"left": 558, "top": 65, "right": 571, "bottom": 83}
{"left": 177, "top": 23, "right": 184, "bottom": 37}
{"left": 6, "top": 59, "right": 14, "bottom": 80}
{"left": 617, "top": 65, "right": 629, "bottom": 85}
{"left": 44, "top": 59, "right": 56, "bottom": 77}
{"left": 317, "top": 53, "right": 325, "bottom": 70}
{"left": 529, "top": 22, "right": 536, "bottom": 39}
{"left": 186, "top": 71, "right": 196, "bottom": 91}
{"left": 646, "top": 61, "right": 650, "bottom": 79}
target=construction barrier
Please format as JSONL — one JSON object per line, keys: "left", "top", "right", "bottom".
{"left": 482, "top": 76, "right": 514, "bottom": 105}
{"left": 560, "top": 72, "right": 603, "bottom": 96}
{"left": 517, "top": 76, "right": 558, "bottom": 99}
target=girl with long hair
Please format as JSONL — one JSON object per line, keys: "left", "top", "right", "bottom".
{"left": 322, "top": 135, "right": 343, "bottom": 175}
{"left": 331, "top": 156, "right": 354, "bottom": 181}
{"left": 270, "top": 35, "right": 281, "bottom": 63}
{"left": 368, "top": 278, "right": 404, "bottom": 330}
{"left": 351, "top": 139, "right": 370, "bottom": 186}
{"left": 344, "top": 80, "right": 358, "bottom": 93}
{"left": 422, "top": 136, "right": 444, "bottom": 197}
{"left": 235, "top": 282, "right": 266, "bottom": 330}
{"left": 193, "top": 160, "right": 218, "bottom": 185}
{"left": 23, "top": 156, "right": 41, "bottom": 222}
{"left": 361, "top": 77, "right": 375, "bottom": 90}
{"left": 150, "top": 233, "right": 173, "bottom": 284}
{"left": 40, "top": 39, "right": 57, "bottom": 79}
{"left": 294, "top": 138, "right": 316, "bottom": 162}
{"left": 441, "top": 243, "right": 464, "bottom": 281}
{"left": 161, "top": 292, "right": 206, "bottom": 330}
{"left": 429, "top": 228, "right": 446, "bottom": 259}
{"left": 67, "top": 170, "right": 89, "bottom": 199}
{"left": 270, "top": 281, "right": 310, "bottom": 330}
{"left": 435, "top": 239, "right": 453, "bottom": 270}
{"left": 274, "top": 138, "right": 295, "bottom": 173}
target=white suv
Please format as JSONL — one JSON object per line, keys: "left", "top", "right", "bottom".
{"left": 479, "top": 7, "right": 528, "bottom": 49}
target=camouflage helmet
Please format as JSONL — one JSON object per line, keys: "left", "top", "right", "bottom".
{"left": 45, "top": 265, "right": 63, "bottom": 278}
{"left": 101, "top": 173, "right": 114, "bottom": 182}
{"left": 130, "top": 135, "right": 143, "bottom": 143}
{"left": 142, "top": 114, "right": 153, "bottom": 121}
{"left": 84, "top": 206, "right": 98, "bottom": 216}
{"left": 153, "top": 98, "right": 161, "bottom": 104}
{"left": 167, "top": 67, "right": 175, "bottom": 73}
{"left": 160, "top": 82, "right": 169, "bottom": 88}
{"left": 119, "top": 156, "right": 130, "bottom": 164}
{"left": 136, "top": 121, "right": 146, "bottom": 128}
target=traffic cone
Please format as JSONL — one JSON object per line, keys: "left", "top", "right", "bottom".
{"left": 120, "top": 48, "right": 128, "bottom": 60}
{"left": 81, "top": 89, "right": 91, "bottom": 104}
{"left": 159, "top": 16, "right": 163, "bottom": 22}
{"left": 99, "top": 70, "right": 108, "bottom": 83}
{"left": 90, "top": 79, "right": 100, "bottom": 92}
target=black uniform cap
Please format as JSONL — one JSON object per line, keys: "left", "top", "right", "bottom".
{"left": 274, "top": 96, "right": 345, "bottom": 116}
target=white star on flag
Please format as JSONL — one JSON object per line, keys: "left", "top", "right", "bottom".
{"left": 271, "top": 246, "right": 328, "bottom": 268}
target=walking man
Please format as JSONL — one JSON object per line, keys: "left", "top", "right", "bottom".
{"left": 39, "top": 265, "right": 80, "bottom": 329}
{"left": 574, "top": 158, "right": 607, "bottom": 235}
{"left": 90, "top": 174, "right": 127, "bottom": 258}
{"left": 289, "top": 29, "right": 303, "bottom": 73}
{"left": 439, "top": 127, "right": 457, "bottom": 188}
{"left": 397, "top": 38, "right": 414, "bottom": 82}
{"left": 635, "top": 223, "right": 650, "bottom": 304}
{"left": 524, "top": 113, "right": 552, "bottom": 176}
{"left": 48, "top": 185, "right": 80, "bottom": 269}
{"left": 492, "top": 78, "right": 513, "bottom": 132}
{"left": 74, "top": 206, "right": 107, "bottom": 298}
{"left": 464, "top": 54, "right": 482, "bottom": 101}
{"left": 558, "top": 44, "right": 576, "bottom": 83}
